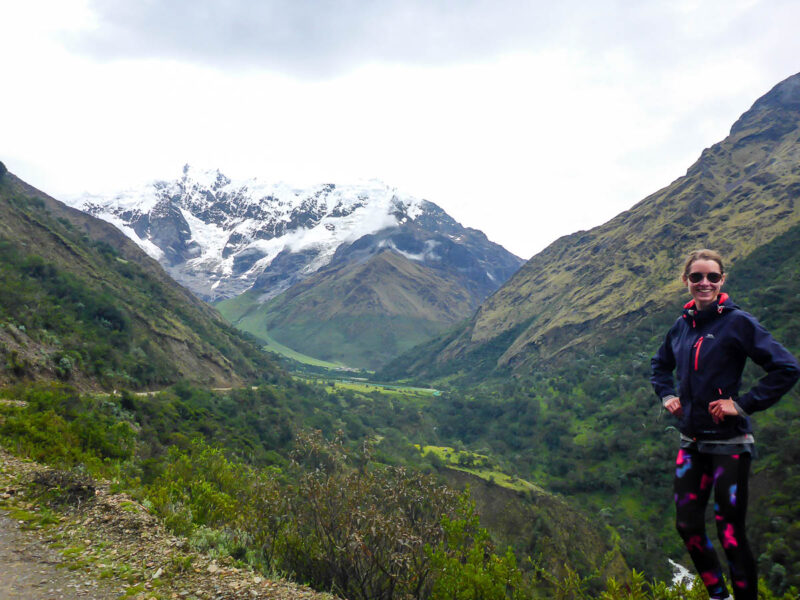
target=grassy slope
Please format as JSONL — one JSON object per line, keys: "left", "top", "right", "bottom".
{"left": 220, "top": 250, "right": 476, "bottom": 370}
{"left": 0, "top": 172, "right": 281, "bottom": 389}
{"left": 385, "top": 72, "right": 800, "bottom": 381}
{"left": 417, "top": 445, "right": 546, "bottom": 493}
{"left": 217, "top": 291, "right": 347, "bottom": 369}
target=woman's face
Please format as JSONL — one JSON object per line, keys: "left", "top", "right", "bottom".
{"left": 683, "top": 258, "right": 725, "bottom": 311}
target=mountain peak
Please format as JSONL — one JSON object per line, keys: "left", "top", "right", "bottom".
{"left": 730, "top": 71, "right": 800, "bottom": 136}
{"left": 65, "top": 167, "right": 519, "bottom": 302}
{"left": 751, "top": 71, "right": 800, "bottom": 110}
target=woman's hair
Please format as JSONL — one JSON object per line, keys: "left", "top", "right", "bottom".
{"left": 682, "top": 249, "right": 724, "bottom": 278}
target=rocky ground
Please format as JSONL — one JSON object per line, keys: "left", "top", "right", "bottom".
{"left": 0, "top": 449, "right": 334, "bottom": 600}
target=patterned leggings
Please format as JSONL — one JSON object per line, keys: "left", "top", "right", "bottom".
{"left": 674, "top": 448, "right": 756, "bottom": 600}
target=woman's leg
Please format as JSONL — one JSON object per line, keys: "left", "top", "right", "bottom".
{"left": 674, "top": 448, "right": 729, "bottom": 599}
{"left": 712, "top": 453, "right": 757, "bottom": 600}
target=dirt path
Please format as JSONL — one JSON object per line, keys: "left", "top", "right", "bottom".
{"left": 0, "top": 511, "right": 117, "bottom": 599}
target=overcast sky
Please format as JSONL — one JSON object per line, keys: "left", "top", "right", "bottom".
{"left": 1, "top": 0, "right": 798, "bottom": 258}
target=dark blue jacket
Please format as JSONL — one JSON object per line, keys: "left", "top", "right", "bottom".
{"left": 651, "top": 293, "right": 800, "bottom": 440}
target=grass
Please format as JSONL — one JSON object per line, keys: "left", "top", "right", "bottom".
{"left": 216, "top": 292, "right": 350, "bottom": 369}
{"left": 261, "top": 328, "right": 348, "bottom": 369}
{"left": 298, "top": 376, "right": 441, "bottom": 400}
{"left": 416, "top": 445, "right": 546, "bottom": 494}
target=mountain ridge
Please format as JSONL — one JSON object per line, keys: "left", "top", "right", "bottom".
{"left": 220, "top": 249, "right": 478, "bottom": 369}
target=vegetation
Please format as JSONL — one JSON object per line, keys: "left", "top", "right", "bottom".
{"left": 0, "top": 181, "right": 280, "bottom": 389}
{"left": 3, "top": 380, "right": 799, "bottom": 599}
{"left": 0, "top": 384, "right": 544, "bottom": 599}
{"left": 418, "top": 445, "right": 544, "bottom": 493}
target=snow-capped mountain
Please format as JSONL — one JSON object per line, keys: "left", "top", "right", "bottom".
{"left": 66, "top": 165, "right": 522, "bottom": 303}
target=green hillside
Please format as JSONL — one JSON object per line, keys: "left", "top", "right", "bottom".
{"left": 0, "top": 169, "right": 280, "bottom": 390}
{"left": 219, "top": 250, "right": 476, "bottom": 370}
{"left": 383, "top": 72, "right": 800, "bottom": 382}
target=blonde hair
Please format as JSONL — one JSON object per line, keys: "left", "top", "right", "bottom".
{"left": 682, "top": 249, "right": 724, "bottom": 279}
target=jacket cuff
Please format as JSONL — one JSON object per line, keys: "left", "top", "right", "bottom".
{"left": 736, "top": 394, "right": 755, "bottom": 414}
{"left": 661, "top": 394, "right": 678, "bottom": 407}
{"left": 733, "top": 400, "right": 749, "bottom": 417}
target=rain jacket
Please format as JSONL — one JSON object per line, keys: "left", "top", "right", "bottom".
{"left": 651, "top": 293, "right": 800, "bottom": 440}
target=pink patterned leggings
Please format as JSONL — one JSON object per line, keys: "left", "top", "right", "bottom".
{"left": 673, "top": 449, "right": 756, "bottom": 600}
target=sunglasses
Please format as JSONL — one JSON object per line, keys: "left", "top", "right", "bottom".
{"left": 688, "top": 272, "right": 723, "bottom": 283}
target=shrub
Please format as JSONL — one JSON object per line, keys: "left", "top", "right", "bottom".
{"left": 428, "top": 497, "right": 526, "bottom": 600}
{"left": 30, "top": 468, "right": 96, "bottom": 506}
{"left": 280, "top": 431, "right": 514, "bottom": 600}
{"left": 144, "top": 439, "right": 254, "bottom": 536}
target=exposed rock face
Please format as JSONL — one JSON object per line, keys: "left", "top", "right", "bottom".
{"left": 68, "top": 167, "right": 523, "bottom": 303}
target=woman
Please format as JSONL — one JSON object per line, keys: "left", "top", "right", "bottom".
{"left": 651, "top": 249, "right": 800, "bottom": 600}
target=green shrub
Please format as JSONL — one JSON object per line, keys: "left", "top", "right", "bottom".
{"left": 428, "top": 497, "right": 526, "bottom": 600}
{"left": 144, "top": 439, "right": 254, "bottom": 535}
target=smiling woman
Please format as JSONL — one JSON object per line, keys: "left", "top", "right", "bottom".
{"left": 651, "top": 248, "right": 800, "bottom": 600}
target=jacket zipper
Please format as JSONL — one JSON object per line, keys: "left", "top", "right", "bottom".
{"left": 694, "top": 336, "right": 704, "bottom": 371}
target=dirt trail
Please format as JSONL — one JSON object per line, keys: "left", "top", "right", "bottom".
{"left": 0, "top": 511, "right": 117, "bottom": 599}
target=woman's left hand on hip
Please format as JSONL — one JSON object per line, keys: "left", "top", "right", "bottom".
{"left": 708, "top": 397, "right": 738, "bottom": 423}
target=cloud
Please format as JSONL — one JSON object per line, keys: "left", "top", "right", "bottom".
{"left": 68, "top": 0, "right": 544, "bottom": 76}
{"left": 68, "top": 0, "right": 790, "bottom": 78}
{"left": 7, "top": 0, "right": 800, "bottom": 258}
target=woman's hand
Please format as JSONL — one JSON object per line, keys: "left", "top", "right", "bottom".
{"left": 664, "top": 396, "right": 683, "bottom": 417}
{"left": 708, "top": 397, "right": 738, "bottom": 423}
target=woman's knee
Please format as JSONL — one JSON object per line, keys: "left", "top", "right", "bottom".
{"left": 675, "top": 514, "right": 704, "bottom": 539}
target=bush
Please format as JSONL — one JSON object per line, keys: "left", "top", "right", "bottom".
{"left": 0, "top": 384, "right": 136, "bottom": 471}
{"left": 143, "top": 431, "right": 529, "bottom": 600}
{"left": 280, "top": 431, "right": 466, "bottom": 600}
{"left": 428, "top": 498, "right": 526, "bottom": 600}
{"left": 145, "top": 439, "right": 255, "bottom": 536}
{"left": 30, "top": 468, "right": 96, "bottom": 506}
